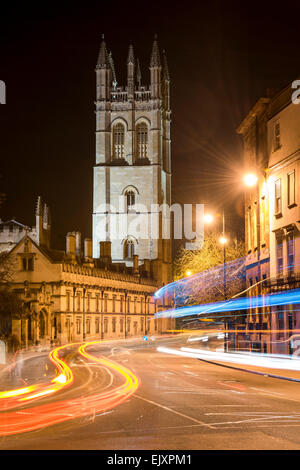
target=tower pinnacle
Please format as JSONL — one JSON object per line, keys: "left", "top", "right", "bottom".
{"left": 97, "top": 36, "right": 109, "bottom": 68}
{"left": 150, "top": 35, "right": 161, "bottom": 67}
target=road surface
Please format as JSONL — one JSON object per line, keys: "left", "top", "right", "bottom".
{"left": 1, "top": 335, "right": 300, "bottom": 450}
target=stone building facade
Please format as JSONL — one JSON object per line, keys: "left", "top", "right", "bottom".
{"left": 93, "top": 36, "right": 172, "bottom": 286}
{"left": 1, "top": 199, "right": 171, "bottom": 349}
{"left": 233, "top": 80, "right": 300, "bottom": 354}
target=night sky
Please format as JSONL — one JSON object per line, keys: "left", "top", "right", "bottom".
{"left": 1, "top": 1, "right": 300, "bottom": 252}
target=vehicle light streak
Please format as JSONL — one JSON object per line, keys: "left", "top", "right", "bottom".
{"left": 0, "top": 343, "right": 75, "bottom": 410}
{"left": 0, "top": 341, "right": 140, "bottom": 436}
{"left": 155, "top": 288, "right": 300, "bottom": 319}
{"left": 157, "top": 346, "right": 300, "bottom": 372}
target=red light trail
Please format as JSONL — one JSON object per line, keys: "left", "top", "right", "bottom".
{"left": 0, "top": 341, "right": 140, "bottom": 436}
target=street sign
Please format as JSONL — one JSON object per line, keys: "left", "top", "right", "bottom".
{"left": 143, "top": 336, "right": 148, "bottom": 342}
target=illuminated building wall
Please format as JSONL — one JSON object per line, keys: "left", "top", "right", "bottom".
{"left": 236, "top": 81, "right": 300, "bottom": 354}
{"left": 92, "top": 37, "right": 172, "bottom": 286}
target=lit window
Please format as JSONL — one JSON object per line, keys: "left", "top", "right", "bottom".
{"left": 113, "top": 123, "right": 125, "bottom": 159}
{"left": 275, "top": 179, "right": 282, "bottom": 215}
{"left": 274, "top": 122, "right": 281, "bottom": 151}
{"left": 136, "top": 123, "right": 148, "bottom": 158}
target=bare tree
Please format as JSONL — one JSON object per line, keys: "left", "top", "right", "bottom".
{"left": 174, "top": 232, "right": 246, "bottom": 305}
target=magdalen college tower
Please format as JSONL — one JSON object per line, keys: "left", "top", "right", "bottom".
{"left": 93, "top": 36, "right": 172, "bottom": 286}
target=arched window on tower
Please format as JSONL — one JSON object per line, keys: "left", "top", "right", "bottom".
{"left": 113, "top": 123, "right": 125, "bottom": 159}
{"left": 125, "top": 189, "right": 136, "bottom": 212}
{"left": 136, "top": 123, "right": 148, "bottom": 159}
{"left": 124, "top": 238, "right": 135, "bottom": 260}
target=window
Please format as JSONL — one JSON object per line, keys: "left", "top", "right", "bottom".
{"left": 87, "top": 293, "right": 91, "bottom": 312}
{"left": 104, "top": 318, "right": 108, "bottom": 334}
{"left": 112, "top": 317, "right": 116, "bottom": 333}
{"left": 113, "top": 123, "right": 125, "bottom": 159}
{"left": 276, "top": 239, "right": 283, "bottom": 276}
{"left": 277, "top": 311, "right": 284, "bottom": 330}
{"left": 104, "top": 294, "right": 108, "bottom": 313}
{"left": 287, "top": 234, "right": 294, "bottom": 275}
{"left": 96, "top": 317, "right": 100, "bottom": 334}
{"left": 22, "top": 256, "right": 34, "bottom": 271}
{"left": 112, "top": 295, "right": 116, "bottom": 313}
{"left": 120, "top": 319, "right": 124, "bottom": 333}
{"left": 76, "top": 318, "right": 81, "bottom": 334}
{"left": 136, "top": 123, "right": 148, "bottom": 158}
{"left": 288, "top": 170, "right": 296, "bottom": 207}
{"left": 125, "top": 190, "right": 135, "bottom": 212}
{"left": 66, "top": 291, "right": 71, "bottom": 311}
{"left": 275, "top": 179, "right": 282, "bottom": 215}
{"left": 86, "top": 318, "right": 91, "bottom": 334}
{"left": 120, "top": 296, "right": 123, "bottom": 313}
{"left": 274, "top": 121, "right": 281, "bottom": 151}
{"left": 124, "top": 238, "right": 135, "bottom": 259}
{"left": 96, "top": 294, "right": 99, "bottom": 312}
{"left": 140, "top": 317, "right": 144, "bottom": 332}
{"left": 77, "top": 293, "right": 81, "bottom": 312}
{"left": 127, "top": 317, "right": 131, "bottom": 333}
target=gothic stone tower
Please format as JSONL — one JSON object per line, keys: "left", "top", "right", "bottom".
{"left": 93, "top": 36, "right": 172, "bottom": 286}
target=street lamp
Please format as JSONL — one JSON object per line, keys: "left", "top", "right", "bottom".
{"left": 244, "top": 173, "right": 258, "bottom": 187}
{"left": 203, "top": 213, "right": 214, "bottom": 224}
{"left": 186, "top": 270, "right": 192, "bottom": 277}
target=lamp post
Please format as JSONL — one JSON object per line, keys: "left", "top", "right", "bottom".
{"left": 124, "top": 292, "right": 128, "bottom": 340}
{"left": 218, "top": 210, "right": 228, "bottom": 351}
{"left": 83, "top": 287, "right": 86, "bottom": 341}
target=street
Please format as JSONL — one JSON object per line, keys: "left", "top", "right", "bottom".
{"left": 1, "top": 335, "right": 300, "bottom": 450}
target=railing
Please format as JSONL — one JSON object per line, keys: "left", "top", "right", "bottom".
{"left": 61, "top": 262, "right": 158, "bottom": 287}
{"left": 262, "top": 272, "right": 300, "bottom": 293}
{"left": 134, "top": 90, "right": 151, "bottom": 101}
{"left": 111, "top": 91, "right": 128, "bottom": 102}
{"left": 110, "top": 90, "right": 151, "bottom": 103}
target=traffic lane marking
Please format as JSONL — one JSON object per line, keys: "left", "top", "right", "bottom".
{"left": 134, "top": 394, "right": 216, "bottom": 429}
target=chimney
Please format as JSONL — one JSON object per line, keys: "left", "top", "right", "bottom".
{"left": 66, "top": 232, "right": 76, "bottom": 258}
{"left": 133, "top": 254, "right": 139, "bottom": 275}
{"left": 84, "top": 238, "right": 92, "bottom": 260}
{"left": 144, "top": 259, "right": 151, "bottom": 277}
{"left": 75, "top": 231, "right": 81, "bottom": 257}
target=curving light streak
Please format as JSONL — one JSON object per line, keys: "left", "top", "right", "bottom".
{"left": 0, "top": 341, "right": 140, "bottom": 436}
{"left": 155, "top": 288, "right": 300, "bottom": 319}
{"left": 157, "top": 346, "right": 300, "bottom": 372}
{"left": 0, "top": 343, "right": 75, "bottom": 410}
